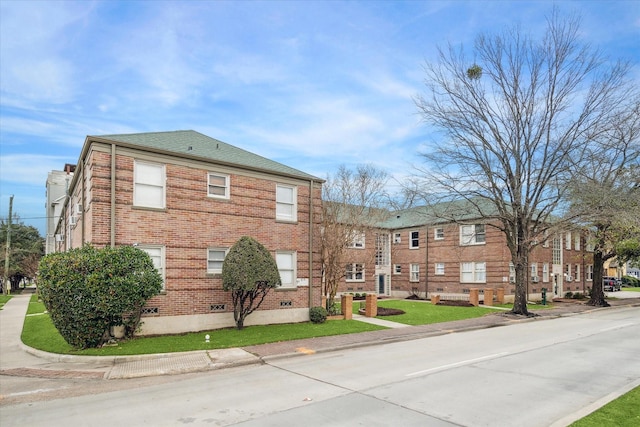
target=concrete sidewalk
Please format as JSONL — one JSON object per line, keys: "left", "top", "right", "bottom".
{"left": 1, "top": 292, "right": 638, "bottom": 380}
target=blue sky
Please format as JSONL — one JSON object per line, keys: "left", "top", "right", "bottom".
{"left": 1, "top": 0, "right": 638, "bottom": 236}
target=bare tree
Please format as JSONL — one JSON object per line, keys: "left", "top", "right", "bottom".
{"left": 413, "top": 10, "right": 633, "bottom": 315}
{"left": 567, "top": 99, "right": 640, "bottom": 306}
{"left": 320, "top": 165, "right": 389, "bottom": 312}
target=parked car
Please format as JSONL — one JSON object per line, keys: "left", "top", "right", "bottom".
{"left": 603, "top": 276, "right": 621, "bottom": 292}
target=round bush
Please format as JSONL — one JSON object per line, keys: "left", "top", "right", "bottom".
{"left": 309, "top": 306, "right": 328, "bottom": 324}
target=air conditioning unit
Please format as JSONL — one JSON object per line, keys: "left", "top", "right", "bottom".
{"left": 532, "top": 276, "right": 539, "bottom": 283}
{"left": 566, "top": 275, "right": 573, "bottom": 282}
{"left": 74, "top": 203, "right": 83, "bottom": 215}
{"left": 393, "top": 236, "right": 401, "bottom": 244}
{"left": 55, "top": 234, "right": 64, "bottom": 242}
{"left": 69, "top": 216, "right": 77, "bottom": 226}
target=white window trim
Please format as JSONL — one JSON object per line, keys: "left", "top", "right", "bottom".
{"left": 346, "top": 263, "right": 365, "bottom": 282}
{"left": 393, "top": 233, "right": 401, "bottom": 244}
{"left": 566, "top": 232, "right": 572, "bottom": 250}
{"left": 349, "top": 231, "right": 365, "bottom": 249}
{"left": 410, "top": 263, "right": 420, "bottom": 282}
{"left": 434, "top": 227, "right": 444, "bottom": 240}
{"left": 138, "top": 244, "right": 165, "bottom": 290}
{"left": 574, "top": 235, "right": 581, "bottom": 251}
{"left": 435, "top": 262, "right": 445, "bottom": 275}
{"left": 276, "top": 183, "right": 297, "bottom": 222}
{"left": 393, "top": 264, "right": 401, "bottom": 275}
{"left": 133, "top": 160, "right": 166, "bottom": 209}
{"left": 409, "top": 231, "right": 420, "bottom": 249}
{"left": 543, "top": 263, "right": 550, "bottom": 282}
{"left": 207, "top": 172, "right": 230, "bottom": 199}
{"left": 207, "top": 247, "right": 229, "bottom": 274}
{"left": 460, "top": 224, "right": 486, "bottom": 246}
{"left": 460, "top": 261, "right": 486, "bottom": 283}
{"left": 276, "top": 251, "right": 297, "bottom": 288}
{"left": 586, "top": 265, "right": 593, "bottom": 281}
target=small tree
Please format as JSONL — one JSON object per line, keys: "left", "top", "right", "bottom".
{"left": 38, "top": 245, "right": 163, "bottom": 348}
{"left": 222, "top": 236, "right": 281, "bottom": 330}
{"left": 320, "top": 165, "right": 390, "bottom": 313}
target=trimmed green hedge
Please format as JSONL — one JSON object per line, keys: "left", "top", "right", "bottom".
{"left": 38, "top": 245, "right": 163, "bottom": 349}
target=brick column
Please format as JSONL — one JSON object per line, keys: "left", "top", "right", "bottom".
{"left": 484, "top": 288, "right": 494, "bottom": 306}
{"left": 496, "top": 288, "right": 505, "bottom": 304}
{"left": 321, "top": 296, "right": 327, "bottom": 310}
{"left": 341, "top": 294, "right": 353, "bottom": 320}
{"left": 469, "top": 289, "right": 479, "bottom": 307}
{"left": 365, "top": 293, "right": 378, "bottom": 317}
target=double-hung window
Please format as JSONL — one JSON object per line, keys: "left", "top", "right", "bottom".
{"left": 543, "top": 263, "right": 549, "bottom": 282}
{"left": 460, "top": 224, "right": 486, "bottom": 245}
{"left": 435, "top": 262, "right": 445, "bottom": 275}
{"left": 410, "top": 231, "right": 420, "bottom": 249}
{"left": 208, "top": 173, "right": 230, "bottom": 199}
{"left": 139, "top": 245, "right": 165, "bottom": 290}
{"left": 134, "top": 160, "right": 165, "bottom": 208}
{"left": 410, "top": 264, "right": 420, "bottom": 282}
{"left": 276, "top": 251, "right": 296, "bottom": 288}
{"left": 434, "top": 227, "right": 444, "bottom": 240}
{"left": 207, "top": 248, "right": 228, "bottom": 274}
{"left": 345, "top": 263, "right": 364, "bottom": 282}
{"left": 350, "top": 231, "right": 365, "bottom": 249}
{"left": 460, "top": 262, "right": 486, "bottom": 283}
{"left": 586, "top": 265, "right": 593, "bottom": 281}
{"left": 276, "top": 184, "right": 297, "bottom": 222}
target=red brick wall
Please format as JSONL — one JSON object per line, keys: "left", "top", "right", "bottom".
{"left": 76, "top": 146, "right": 322, "bottom": 319}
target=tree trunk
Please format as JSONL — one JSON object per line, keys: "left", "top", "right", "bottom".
{"left": 511, "top": 221, "right": 530, "bottom": 316}
{"left": 587, "top": 249, "right": 609, "bottom": 307}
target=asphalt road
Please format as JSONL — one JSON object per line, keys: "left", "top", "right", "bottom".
{"left": 1, "top": 305, "right": 638, "bottom": 427}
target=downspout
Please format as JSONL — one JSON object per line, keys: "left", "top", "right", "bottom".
{"left": 425, "top": 226, "right": 429, "bottom": 298}
{"left": 308, "top": 179, "right": 314, "bottom": 309}
{"left": 110, "top": 143, "right": 116, "bottom": 248}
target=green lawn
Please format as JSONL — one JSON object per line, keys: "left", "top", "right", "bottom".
{"left": 350, "top": 299, "right": 501, "bottom": 326}
{"left": 22, "top": 294, "right": 385, "bottom": 356}
{"left": 0, "top": 294, "right": 12, "bottom": 309}
{"left": 570, "top": 386, "right": 640, "bottom": 427}
{"left": 624, "top": 287, "right": 640, "bottom": 292}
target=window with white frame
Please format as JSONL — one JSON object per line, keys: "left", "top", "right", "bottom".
{"left": 543, "top": 263, "right": 549, "bottom": 282}
{"left": 553, "top": 237, "right": 562, "bottom": 265}
{"left": 575, "top": 264, "right": 581, "bottom": 282}
{"left": 531, "top": 263, "right": 538, "bottom": 281}
{"left": 345, "top": 263, "right": 364, "bottom": 282}
{"left": 410, "top": 231, "right": 420, "bottom": 248}
{"left": 138, "top": 245, "right": 165, "bottom": 290}
{"left": 434, "top": 227, "right": 444, "bottom": 240}
{"left": 586, "top": 265, "right": 593, "bottom": 281}
{"left": 393, "top": 232, "right": 401, "bottom": 244}
{"left": 393, "top": 264, "right": 401, "bottom": 275}
{"left": 460, "top": 224, "right": 486, "bottom": 245}
{"left": 574, "top": 234, "right": 581, "bottom": 251}
{"left": 435, "top": 262, "right": 445, "bottom": 275}
{"left": 276, "top": 184, "right": 297, "bottom": 222}
{"left": 543, "top": 231, "right": 549, "bottom": 248}
{"left": 566, "top": 232, "right": 572, "bottom": 250}
{"left": 349, "top": 231, "right": 365, "bottom": 249}
{"left": 207, "top": 247, "right": 228, "bottom": 274}
{"left": 460, "top": 262, "right": 486, "bottom": 283}
{"left": 565, "top": 264, "right": 572, "bottom": 281}
{"left": 207, "top": 173, "right": 230, "bottom": 199}
{"left": 586, "top": 234, "right": 595, "bottom": 252}
{"left": 410, "top": 263, "right": 420, "bottom": 282}
{"left": 509, "top": 262, "right": 515, "bottom": 282}
{"left": 276, "top": 251, "right": 296, "bottom": 288}
{"left": 134, "top": 160, "right": 165, "bottom": 209}
{"left": 375, "top": 233, "right": 389, "bottom": 266}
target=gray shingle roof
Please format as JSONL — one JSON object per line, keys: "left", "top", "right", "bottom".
{"left": 91, "top": 130, "right": 322, "bottom": 182}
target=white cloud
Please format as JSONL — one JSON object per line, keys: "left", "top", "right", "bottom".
{"left": 0, "top": 154, "right": 69, "bottom": 186}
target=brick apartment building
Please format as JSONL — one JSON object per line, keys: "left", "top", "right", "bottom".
{"left": 338, "top": 205, "right": 596, "bottom": 303}
{"left": 48, "top": 130, "right": 324, "bottom": 334}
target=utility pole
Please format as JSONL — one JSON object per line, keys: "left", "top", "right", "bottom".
{"left": 3, "top": 195, "right": 13, "bottom": 295}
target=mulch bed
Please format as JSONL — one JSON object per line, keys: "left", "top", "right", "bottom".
{"left": 437, "top": 300, "right": 475, "bottom": 307}
{"left": 359, "top": 307, "right": 406, "bottom": 316}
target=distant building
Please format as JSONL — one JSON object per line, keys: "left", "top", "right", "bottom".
{"left": 45, "top": 164, "right": 75, "bottom": 254}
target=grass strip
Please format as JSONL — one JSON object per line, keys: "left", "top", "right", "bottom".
{"left": 21, "top": 310, "right": 385, "bottom": 356}
{"left": 570, "top": 385, "right": 640, "bottom": 427}
{"left": 0, "top": 294, "right": 12, "bottom": 309}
